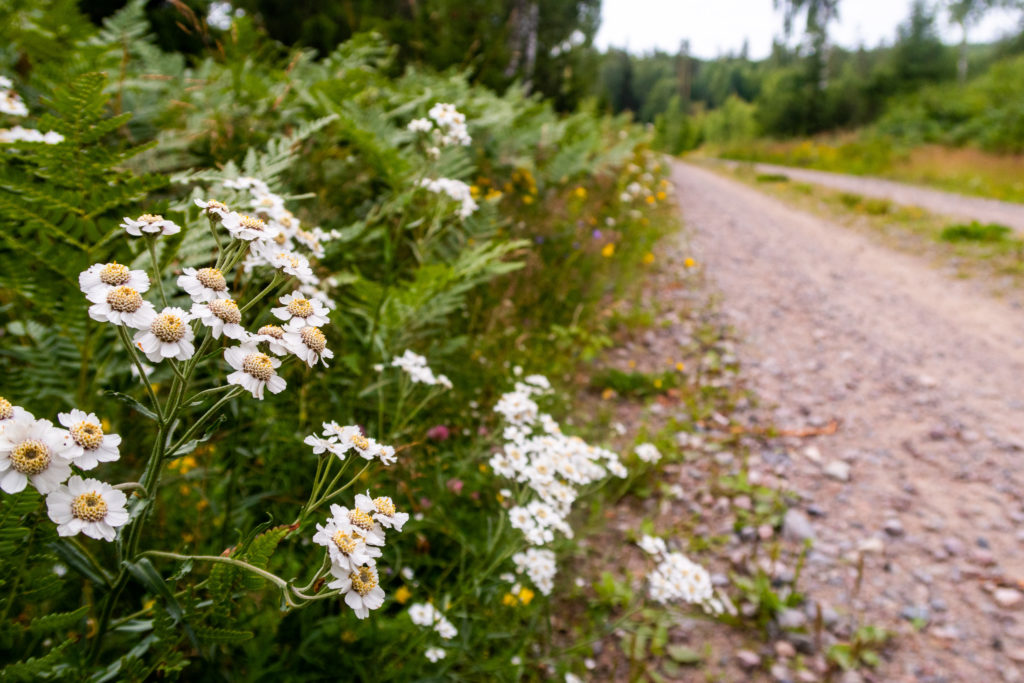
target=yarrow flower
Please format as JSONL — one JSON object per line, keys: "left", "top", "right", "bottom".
{"left": 191, "top": 298, "right": 246, "bottom": 340}
{"left": 272, "top": 292, "right": 331, "bottom": 330}
{"left": 0, "top": 397, "right": 31, "bottom": 427}
{"left": 87, "top": 284, "right": 157, "bottom": 329}
{"left": 424, "top": 647, "right": 446, "bottom": 663}
{"left": 45, "top": 476, "right": 129, "bottom": 541}
{"left": 0, "top": 125, "right": 63, "bottom": 144}
{"left": 177, "top": 266, "right": 230, "bottom": 303}
{"left": 312, "top": 504, "right": 382, "bottom": 573}
{"left": 0, "top": 86, "right": 28, "bottom": 117}
{"left": 390, "top": 350, "right": 451, "bottom": 388}
{"left": 194, "top": 197, "right": 231, "bottom": 220}
{"left": 284, "top": 326, "right": 333, "bottom": 368}
{"left": 427, "top": 103, "right": 472, "bottom": 146}
{"left": 121, "top": 214, "right": 181, "bottom": 237}
{"left": 635, "top": 443, "right": 662, "bottom": 464}
{"left": 638, "top": 537, "right": 723, "bottom": 615}
{"left": 354, "top": 491, "right": 409, "bottom": 531}
{"left": 419, "top": 178, "right": 478, "bottom": 219}
{"left": 252, "top": 324, "right": 290, "bottom": 356}
{"left": 79, "top": 262, "right": 150, "bottom": 301}
{"left": 327, "top": 564, "right": 385, "bottom": 620}
{"left": 222, "top": 212, "right": 278, "bottom": 242}
{"left": 224, "top": 343, "right": 286, "bottom": 399}
{"left": 133, "top": 307, "right": 195, "bottom": 362}
{"left": 57, "top": 410, "right": 120, "bottom": 470}
{"left": 0, "top": 418, "right": 74, "bottom": 494}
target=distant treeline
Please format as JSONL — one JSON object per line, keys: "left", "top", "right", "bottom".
{"left": 594, "top": 1, "right": 1024, "bottom": 153}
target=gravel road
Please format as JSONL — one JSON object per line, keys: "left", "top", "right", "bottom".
{"left": 673, "top": 160, "right": 1024, "bottom": 681}
{"left": 718, "top": 159, "right": 1024, "bottom": 232}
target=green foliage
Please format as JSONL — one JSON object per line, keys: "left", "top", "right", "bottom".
{"left": 939, "top": 221, "right": 1014, "bottom": 242}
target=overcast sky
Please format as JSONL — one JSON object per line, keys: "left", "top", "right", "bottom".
{"left": 595, "top": 0, "right": 1023, "bottom": 59}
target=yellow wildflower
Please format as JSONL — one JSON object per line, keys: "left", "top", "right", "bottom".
{"left": 601, "top": 243, "right": 615, "bottom": 258}
{"left": 394, "top": 586, "right": 413, "bottom": 604}
{"left": 574, "top": 186, "right": 587, "bottom": 199}
{"left": 502, "top": 592, "right": 519, "bottom": 607}
{"left": 522, "top": 195, "right": 534, "bottom": 205}
{"left": 517, "top": 587, "right": 535, "bottom": 605}
{"left": 470, "top": 185, "right": 481, "bottom": 199}
{"left": 601, "top": 388, "right": 615, "bottom": 400}
{"left": 657, "top": 191, "right": 667, "bottom": 201}
{"left": 684, "top": 257, "right": 696, "bottom": 268}
{"left": 642, "top": 252, "right": 655, "bottom": 265}
{"left": 645, "top": 195, "right": 656, "bottom": 205}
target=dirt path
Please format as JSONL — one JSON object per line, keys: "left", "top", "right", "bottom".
{"left": 672, "top": 161, "right": 1024, "bottom": 682}
{"left": 717, "top": 159, "right": 1024, "bottom": 233}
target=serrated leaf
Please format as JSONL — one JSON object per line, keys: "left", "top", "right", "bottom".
{"left": 666, "top": 644, "right": 702, "bottom": 664}
{"left": 192, "top": 625, "right": 254, "bottom": 643}
{"left": 29, "top": 604, "right": 89, "bottom": 634}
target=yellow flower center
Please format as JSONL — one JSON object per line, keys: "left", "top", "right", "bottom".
{"left": 70, "top": 421, "right": 104, "bottom": 450}
{"left": 71, "top": 492, "right": 108, "bottom": 522}
{"left": 286, "top": 298, "right": 313, "bottom": 319}
{"left": 208, "top": 299, "right": 241, "bottom": 324}
{"left": 139, "top": 214, "right": 163, "bottom": 223}
{"left": 99, "top": 263, "right": 131, "bottom": 286}
{"left": 239, "top": 215, "right": 265, "bottom": 231}
{"left": 332, "top": 530, "right": 358, "bottom": 554}
{"left": 242, "top": 353, "right": 274, "bottom": 381}
{"left": 106, "top": 286, "right": 143, "bottom": 313}
{"left": 373, "top": 496, "right": 396, "bottom": 517}
{"left": 348, "top": 509, "right": 374, "bottom": 531}
{"left": 195, "top": 267, "right": 227, "bottom": 291}
{"left": 349, "top": 566, "right": 377, "bottom": 596}
{"left": 351, "top": 434, "right": 369, "bottom": 451}
{"left": 205, "top": 200, "right": 228, "bottom": 211}
{"left": 300, "top": 326, "right": 326, "bottom": 353}
{"left": 273, "top": 233, "right": 287, "bottom": 245}
{"left": 0, "top": 397, "right": 12, "bottom": 420}
{"left": 10, "top": 439, "right": 51, "bottom": 475}
{"left": 257, "top": 325, "right": 284, "bottom": 339}
{"left": 152, "top": 313, "right": 187, "bottom": 343}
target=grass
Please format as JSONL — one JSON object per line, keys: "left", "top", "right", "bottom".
{"left": 704, "top": 136, "right": 1024, "bottom": 204}
{"left": 711, "top": 161, "right": 1024, "bottom": 300}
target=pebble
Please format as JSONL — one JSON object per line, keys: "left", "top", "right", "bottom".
{"left": 775, "top": 640, "right": 797, "bottom": 658}
{"left": 759, "top": 524, "right": 775, "bottom": 540}
{"left": 883, "top": 518, "right": 905, "bottom": 537}
{"left": 994, "top": 588, "right": 1024, "bottom": 609}
{"left": 969, "top": 549, "right": 997, "bottom": 567}
{"left": 733, "top": 495, "right": 752, "bottom": 511}
{"left": 770, "top": 663, "right": 793, "bottom": 682}
{"left": 901, "top": 605, "right": 931, "bottom": 623}
{"left": 858, "top": 537, "right": 885, "bottom": 554}
{"left": 783, "top": 509, "right": 816, "bottom": 542}
{"left": 736, "top": 650, "right": 761, "bottom": 669}
{"left": 823, "top": 460, "right": 851, "bottom": 482}
{"left": 943, "top": 537, "right": 965, "bottom": 556}
{"left": 778, "top": 608, "right": 807, "bottom": 630}
{"left": 796, "top": 672, "right": 818, "bottom": 683}
{"left": 714, "top": 451, "right": 735, "bottom": 466}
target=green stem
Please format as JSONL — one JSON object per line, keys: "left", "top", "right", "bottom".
{"left": 311, "top": 461, "right": 372, "bottom": 510}
{"left": 116, "top": 326, "right": 162, "bottom": 422}
{"left": 146, "top": 237, "right": 168, "bottom": 308}
{"left": 166, "top": 387, "right": 243, "bottom": 457}
{"left": 239, "top": 273, "right": 284, "bottom": 314}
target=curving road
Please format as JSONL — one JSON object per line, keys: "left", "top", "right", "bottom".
{"left": 716, "top": 159, "right": 1024, "bottom": 232}
{"left": 673, "top": 160, "right": 1024, "bottom": 680}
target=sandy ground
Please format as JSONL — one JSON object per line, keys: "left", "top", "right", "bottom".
{"left": 717, "top": 160, "right": 1024, "bottom": 233}
{"left": 672, "top": 160, "right": 1024, "bottom": 682}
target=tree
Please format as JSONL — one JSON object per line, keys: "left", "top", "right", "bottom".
{"left": 948, "top": 0, "right": 1023, "bottom": 81}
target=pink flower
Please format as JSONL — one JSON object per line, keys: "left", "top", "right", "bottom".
{"left": 426, "top": 424, "right": 451, "bottom": 441}
{"left": 446, "top": 478, "right": 464, "bottom": 495}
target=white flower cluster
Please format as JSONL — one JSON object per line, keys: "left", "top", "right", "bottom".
{"left": 634, "top": 442, "right": 662, "bottom": 464}
{"left": 0, "top": 397, "right": 129, "bottom": 542}
{"left": 619, "top": 151, "right": 673, "bottom": 204}
{"left": 511, "top": 547, "right": 557, "bottom": 595}
{"left": 418, "top": 178, "right": 478, "bottom": 219}
{"left": 490, "top": 375, "right": 627, "bottom": 593}
{"left": 0, "top": 76, "right": 64, "bottom": 144}
{"left": 390, "top": 350, "right": 452, "bottom": 389}
{"left": 408, "top": 601, "right": 458, "bottom": 661}
{"left": 303, "top": 422, "right": 397, "bottom": 466}
{"left": 638, "top": 535, "right": 722, "bottom": 614}
{"left": 407, "top": 103, "right": 471, "bottom": 148}
{"left": 313, "top": 491, "right": 409, "bottom": 619}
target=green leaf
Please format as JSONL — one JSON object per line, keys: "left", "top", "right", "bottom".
{"left": 124, "top": 558, "right": 198, "bottom": 649}
{"left": 29, "top": 604, "right": 89, "bottom": 634}
{"left": 193, "top": 625, "right": 254, "bottom": 643}
{"left": 49, "top": 540, "right": 113, "bottom": 588}
{"left": 105, "top": 390, "right": 159, "bottom": 422}
{"left": 666, "top": 645, "right": 702, "bottom": 665}
{"left": 1, "top": 640, "right": 72, "bottom": 681}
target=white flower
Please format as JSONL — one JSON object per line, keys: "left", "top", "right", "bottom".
{"left": 283, "top": 326, "right": 333, "bottom": 368}
{"left": 87, "top": 285, "right": 156, "bottom": 329}
{"left": 79, "top": 263, "right": 150, "bottom": 300}
{"left": 377, "top": 444, "right": 397, "bottom": 466}
{"left": 193, "top": 197, "right": 231, "bottom": 220}
{"left": 0, "top": 126, "right": 63, "bottom": 144}
{"left": 253, "top": 243, "right": 315, "bottom": 281}
{"left": 312, "top": 504, "right": 382, "bottom": 572}
{"left": 409, "top": 603, "right": 439, "bottom": 626}
{"left": 251, "top": 324, "right": 290, "bottom": 356}
{"left": 0, "top": 397, "right": 31, "bottom": 427}
{"left": 45, "top": 476, "right": 129, "bottom": 541}
{"left": 435, "top": 617, "right": 457, "bottom": 639}
{"left": 408, "top": 118, "right": 433, "bottom": 133}
{"left": 427, "top": 103, "right": 471, "bottom": 146}
{"left": 565, "top": 674, "right": 583, "bottom": 683}
{"left": 0, "top": 418, "right": 74, "bottom": 494}
{"left": 419, "top": 178, "right": 478, "bottom": 218}
{"left": 132, "top": 307, "right": 195, "bottom": 363}
{"left": 191, "top": 298, "right": 246, "bottom": 340}
{"left": 221, "top": 212, "right": 278, "bottom": 242}
{"left": 223, "top": 176, "right": 270, "bottom": 194}
{"left": 0, "top": 89, "right": 28, "bottom": 117}
{"left": 637, "top": 535, "right": 667, "bottom": 557}
{"left": 121, "top": 214, "right": 181, "bottom": 237}
{"left": 177, "top": 267, "right": 230, "bottom": 303}
{"left": 635, "top": 443, "right": 662, "bottom": 464}
{"left": 390, "top": 350, "right": 448, "bottom": 386}
{"left": 304, "top": 434, "right": 336, "bottom": 455}
{"left": 224, "top": 343, "right": 286, "bottom": 399}
{"left": 327, "top": 564, "right": 385, "bottom": 619}
{"left": 57, "top": 410, "right": 120, "bottom": 470}
{"left": 271, "top": 292, "right": 330, "bottom": 330}
{"left": 354, "top": 492, "right": 409, "bottom": 531}
{"left": 424, "top": 647, "right": 446, "bottom": 663}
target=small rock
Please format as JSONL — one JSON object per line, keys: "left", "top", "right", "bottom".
{"left": 943, "top": 537, "right": 965, "bottom": 556}
{"left": 930, "top": 598, "right": 948, "bottom": 612}
{"left": 715, "top": 451, "right": 735, "bottom": 466}
{"left": 770, "top": 663, "right": 793, "bottom": 682}
{"left": 883, "top": 519, "right": 905, "bottom": 537}
{"left": 837, "top": 672, "right": 864, "bottom": 683}
{"left": 778, "top": 608, "right": 807, "bottom": 630}
{"left": 783, "top": 509, "right": 816, "bottom": 542}
{"left": 994, "top": 588, "right": 1024, "bottom": 609}
{"left": 1008, "top": 648, "right": 1024, "bottom": 664}
{"left": 969, "top": 549, "right": 997, "bottom": 567}
{"left": 803, "top": 446, "right": 822, "bottom": 462}
{"left": 796, "top": 672, "right": 818, "bottom": 683}
{"left": 858, "top": 537, "right": 885, "bottom": 554}
{"left": 900, "top": 605, "right": 930, "bottom": 623}
{"left": 977, "top": 536, "right": 991, "bottom": 549}
{"left": 736, "top": 649, "right": 761, "bottom": 669}
{"left": 775, "top": 640, "right": 797, "bottom": 658}
{"left": 932, "top": 624, "right": 960, "bottom": 640}
{"left": 759, "top": 524, "right": 775, "bottom": 540}
{"left": 823, "top": 461, "right": 850, "bottom": 482}
{"left": 806, "top": 504, "right": 826, "bottom": 518}
{"left": 711, "top": 572, "right": 729, "bottom": 587}
{"left": 733, "top": 495, "right": 752, "bottom": 511}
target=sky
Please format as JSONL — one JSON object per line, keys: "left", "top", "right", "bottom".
{"left": 595, "top": 0, "right": 1023, "bottom": 59}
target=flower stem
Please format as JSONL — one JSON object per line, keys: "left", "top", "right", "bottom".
{"left": 116, "top": 326, "right": 162, "bottom": 422}
{"left": 146, "top": 236, "right": 169, "bottom": 307}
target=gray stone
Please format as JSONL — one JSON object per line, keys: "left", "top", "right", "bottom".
{"left": 736, "top": 650, "right": 761, "bottom": 669}
{"left": 783, "top": 509, "right": 816, "bottom": 542}
{"left": 774, "top": 640, "right": 796, "bottom": 658}
{"left": 823, "top": 460, "right": 851, "bottom": 482}
{"left": 994, "top": 588, "right": 1024, "bottom": 609}
{"left": 778, "top": 608, "right": 807, "bottom": 630}
{"left": 883, "top": 518, "right": 905, "bottom": 537}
